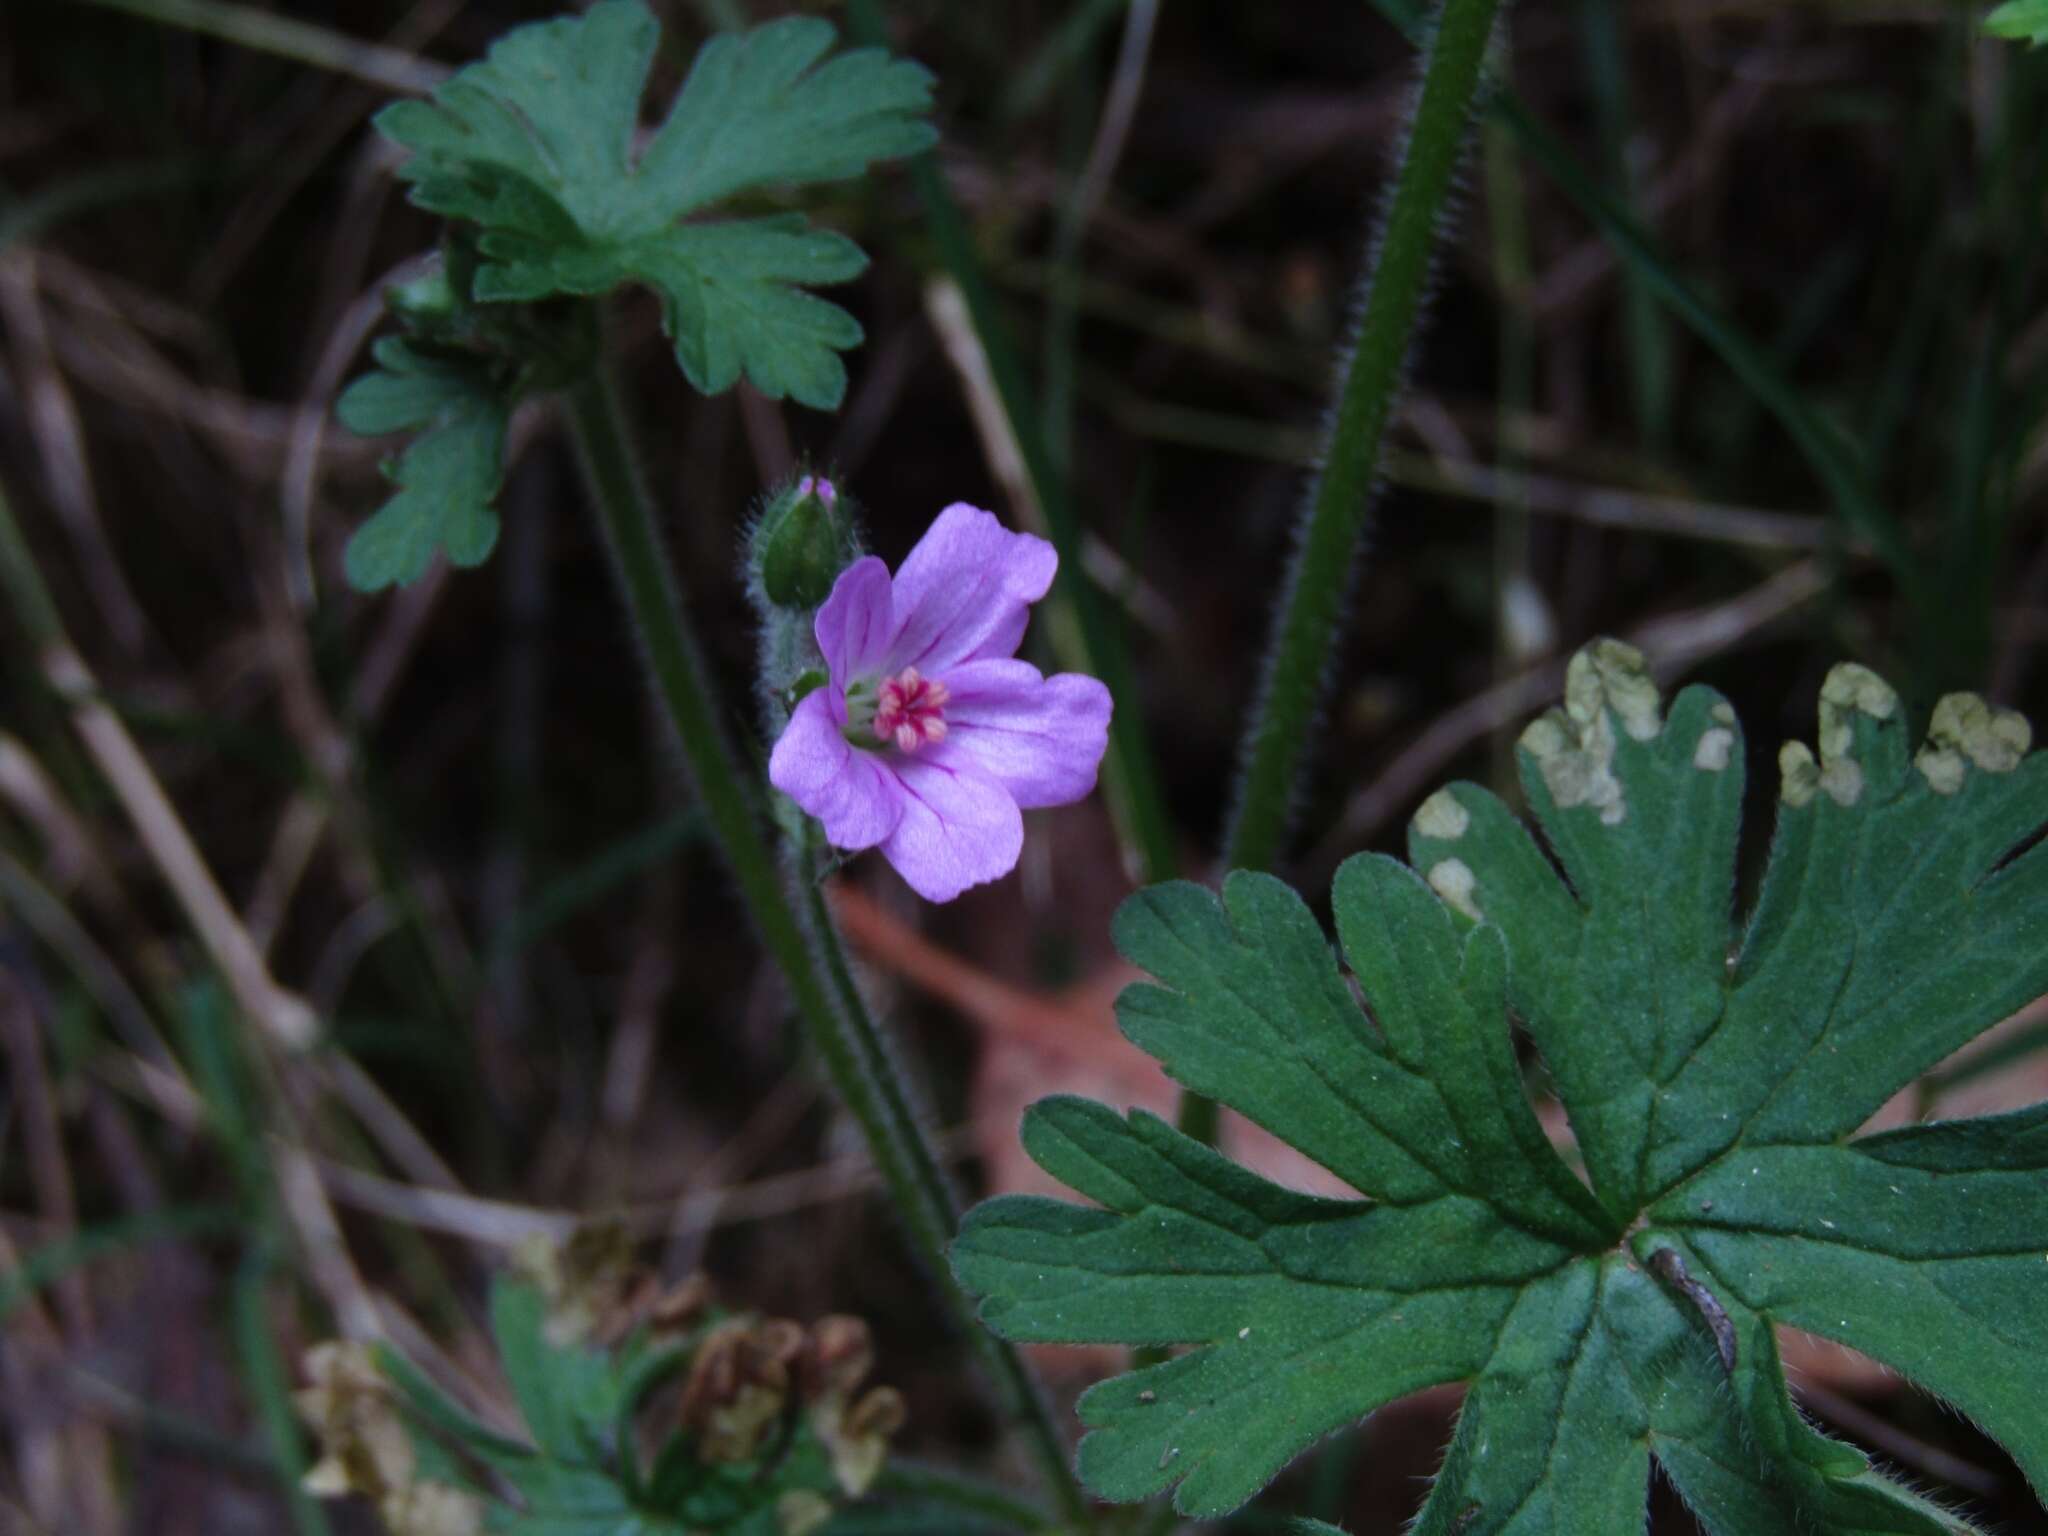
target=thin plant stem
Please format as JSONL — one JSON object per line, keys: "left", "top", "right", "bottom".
{"left": 561, "top": 358, "right": 1090, "bottom": 1528}
{"left": 1192, "top": 0, "right": 1507, "bottom": 1146}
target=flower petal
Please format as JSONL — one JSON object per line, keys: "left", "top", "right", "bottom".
{"left": 879, "top": 755, "right": 1024, "bottom": 902}
{"left": 813, "top": 556, "right": 895, "bottom": 682}
{"left": 768, "top": 688, "right": 903, "bottom": 851}
{"left": 886, "top": 504, "right": 1057, "bottom": 674}
{"left": 938, "top": 659, "right": 1113, "bottom": 810}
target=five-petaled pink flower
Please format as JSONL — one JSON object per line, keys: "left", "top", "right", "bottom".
{"left": 768, "top": 503, "right": 1112, "bottom": 902}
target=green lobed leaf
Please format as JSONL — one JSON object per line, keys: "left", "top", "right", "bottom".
{"left": 955, "top": 640, "right": 2047, "bottom": 1530}
{"left": 336, "top": 337, "right": 508, "bottom": 590}
{"left": 373, "top": 1, "right": 933, "bottom": 409}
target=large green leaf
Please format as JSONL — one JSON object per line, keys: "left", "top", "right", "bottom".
{"left": 374, "top": 1, "right": 933, "bottom": 410}
{"left": 954, "top": 640, "right": 2048, "bottom": 1530}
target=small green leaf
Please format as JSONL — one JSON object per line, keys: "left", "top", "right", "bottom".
{"left": 337, "top": 337, "right": 507, "bottom": 590}
{"left": 1987, "top": 0, "right": 2048, "bottom": 46}
{"left": 374, "top": 2, "right": 933, "bottom": 409}
{"left": 956, "top": 640, "right": 2046, "bottom": 1530}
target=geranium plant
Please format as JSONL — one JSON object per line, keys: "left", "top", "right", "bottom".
{"left": 280, "top": 0, "right": 2048, "bottom": 1533}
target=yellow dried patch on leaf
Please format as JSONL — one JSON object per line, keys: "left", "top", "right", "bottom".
{"left": 1569, "top": 638, "right": 1663, "bottom": 743}
{"left": 1780, "top": 662, "right": 1895, "bottom": 807}
{"left": 1427, "top": 858, "right": 1483, "bottom": 921}
{"left": 1693, "top": 727, "right": 1735, "bottom": 772}
{"left": 1779, "top": 741, "right": 1821, "bottom": 809}
{"left": 1817, "top": 662, "right": 1897, "bottom": 764}
{"left": 1519, "top": 715, "right": 1568, "bottom": 758}
{"left": 1522, "top": 706, "right": 1625, "bottom": 824}
{"left": 1916, "top": 692, "right": 2032, "bottom": 794}
{"left": 1520, "top": 639, "right": 1663, "bottom": 825}
{"left": 1820, "top": 756, "right": 1864, "bottom": 807}
{"left": 1413, "top": 787, "right": 1470, "bottom": 841}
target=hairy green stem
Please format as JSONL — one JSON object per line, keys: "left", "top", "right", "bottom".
{"left": 1187, "top": 0, "right": 1506, "bottom": 1147}
{"left": 562, "top": 361, "right": 1089, "bottom": 1527}
{"left": 1221, "top": 0, "right": 1504, "bottom": 876}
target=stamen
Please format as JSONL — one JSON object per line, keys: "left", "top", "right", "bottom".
{"left": 872, "top": 666, "right": 949, "bottom": 752}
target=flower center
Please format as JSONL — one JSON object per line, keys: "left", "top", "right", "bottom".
{"left": 866, "top": 666, "right": 949, "bottom": 753}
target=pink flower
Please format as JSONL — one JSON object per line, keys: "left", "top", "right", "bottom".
{"left": 768, "top": 504, "right": 1113, "bottom": 902}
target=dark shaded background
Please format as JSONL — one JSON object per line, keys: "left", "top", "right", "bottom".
{"left": 3, "top": 0, "right": 2046, "bottom": 1531}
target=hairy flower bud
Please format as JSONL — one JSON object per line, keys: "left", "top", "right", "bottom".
{"left": 755, "top": 474, "right": 855, "bottom": 611}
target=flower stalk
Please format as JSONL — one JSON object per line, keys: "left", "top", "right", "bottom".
{"left": 1189, "top": 0, "right": 1509, "bottom": 1147}
{"left": 562, "top": 355, "right": 1089, "bottom": 1528}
